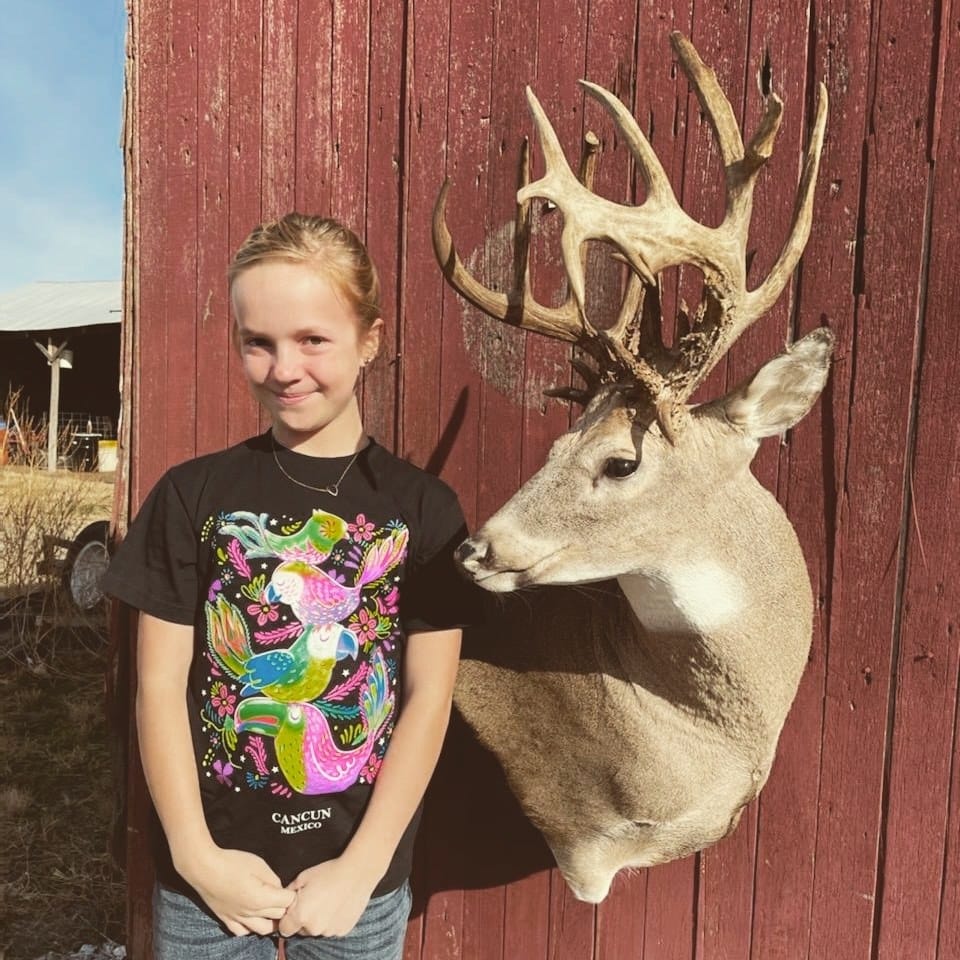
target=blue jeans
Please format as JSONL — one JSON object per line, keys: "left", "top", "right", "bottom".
{"left": 152, "top": 880, "right": 411, "bottom": 960}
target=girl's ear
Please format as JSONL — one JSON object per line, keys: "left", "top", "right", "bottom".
{"left": 363, "top": 317, "right": 384, "bottom": 363}
{"left": 706, "top": 327, "right": 834, "bottom": 440}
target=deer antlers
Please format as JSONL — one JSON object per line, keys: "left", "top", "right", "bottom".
{"left": 433, "top": 32, "right": 828, "bottom": 439}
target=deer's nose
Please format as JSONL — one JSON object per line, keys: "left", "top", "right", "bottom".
{"left": 455, "top": 537, "right": 490, "bottom": 572}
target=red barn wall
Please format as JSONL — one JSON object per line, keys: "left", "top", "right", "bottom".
{"left": 116, "top": 1, "right": 960, "bottom": 957}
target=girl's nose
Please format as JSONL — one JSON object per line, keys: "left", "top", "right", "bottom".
{"left": 271, "top": 345, "right": 302, "bottom": 382}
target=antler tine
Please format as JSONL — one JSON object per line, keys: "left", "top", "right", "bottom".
{"left": 512, "top": 137, "right": 533, "bottom": 299}
{"left": 518, "top": 86, "right": 593, "bottom": 317}
{"left": 578, "top": 80, "right": 674, "bottom": 207}
{"left": 671, "top": 80, "right": 829, "bottom": 401}
{"left": 432, "top": 180, "right": 512, "bottom": 323}
{"left": 670, "top": 32, "right": 745, "bottom": 170}
{"left": 742, "top": 94, "right": 784, "bottom": 177}
{"left": 432, "top": 175, "right": 583, "bottom": 343}
{"left": 746, "top": 82, "right": 829, "bottom": 318}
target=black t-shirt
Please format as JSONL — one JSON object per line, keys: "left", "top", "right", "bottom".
{"left": 103, "top": 434, "right": 475, "bottom": 897}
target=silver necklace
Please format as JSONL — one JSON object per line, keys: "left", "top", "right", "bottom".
{"left": 271, "top": 437, "right": 362, "bottom": 496}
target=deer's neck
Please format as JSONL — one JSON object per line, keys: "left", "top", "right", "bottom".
{"left": 615, "top": 547, "right": 811, "bottom": 739}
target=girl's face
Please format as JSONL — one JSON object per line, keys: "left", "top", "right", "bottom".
{"left": 232, "top": 259, "right": 381, "bottom": 453}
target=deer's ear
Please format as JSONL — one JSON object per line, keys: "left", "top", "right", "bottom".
{"left": 715, "top": 327, "right": 834, "bottom": 439}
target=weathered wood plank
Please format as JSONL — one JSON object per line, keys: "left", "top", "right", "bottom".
{"left": 596, "top": 871, "right": 646, "bottom": 960}
{"left": 531, "top": 5, "right": 597, "bottom": 954}
{"left": 875, "top": 11, "right": 960, "bottom": 957}
{"left": 626, "top": 26, "right": 700, "bottom": 959}
{"left": 749, "top": 4, "right": 868, "bottom": 957}
{"left": 132, "top": 0, "right": 169, "bottom": 506}
{"left": 581, "top": 0, "right": 640, "bottom": 346}
{"left": 697, "top": 804, "right": 758, "bottom": 960}
{"left": 195, "top": 0, "right": 231, "bottom": 458}
{"left": 528, "top": 6, "right": 597, "bottom": 957}
{"left": 420, "top": 5, "right": 505, "bottom": 953}
{"left": 260, "top": 0, "right": 297, "bottom": 219}
{"left": 462, "top": 885, "right": 506, "bottom": 960}
{"left": 503, "top": 872, "right": 552, "bottom": 960}
{"left": 631, "top": 8, "right": 696, "bottom": 391}
{"left": 361, "top": 0, "right": 406, "bottom": 450}
{"left": 642, "top": 856, "right": 696, "bottom": 960}
{"left": 127, "top": 7, "right": 173, "bottom": 956}
{"left": 931, "top": 31, "right": 960, "bottom": 960}
{"left": 470, "top": 0, "right": 526, "bottom": 525}
{"left": 329, "top": 0, "right": 370, "bottom": 235}
{"left": 226, "top": 0, "right": 264, "bottom": 445}
{"left": 402, "top": 0, "right": 462, "bottom": 955}
{"left": 163, "top": 0, "right": 198, "bottom": 466}
{"left": 674, "top": 2, "right": 750, "bottom": 398}
{"left": 397, "top": 0, "right": 450, "bottom": 470}
{"left": 806, "top": 0, "right": 936, "bottom": 954}
{"left": 433, "top": 0, "right": 494, "bottom": 509}
{"left": 646, "top": 9, "right": 754, "bottom": 955}
{"left": 549, "top": 875, "right": 596, "bottom": 960}
{"left": 293, "top": 0, "right": 334, "bottom": 216}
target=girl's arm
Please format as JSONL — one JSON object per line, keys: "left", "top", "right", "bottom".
{"left": 279, "top": 627, "right": 462, "bottom": 937}
{"left": 137, "top": 612, "right": 294, "bottom": 935}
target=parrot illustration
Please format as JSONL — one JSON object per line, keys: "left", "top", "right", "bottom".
{"left": 220, "top": 509, "right": 348, "bottom": 564}
{"left": 205, "top": 595, "right": 358, "bottom": 701}
{"left": 266, "top": 527, "right": 408, "bottom": 626}
{"left": 234, "top": 649, "right": 395, "bottom": 794}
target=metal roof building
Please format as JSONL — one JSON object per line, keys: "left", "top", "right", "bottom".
{"left": 0, "top": 281, "right": 121, "bottom": 333}
{"left": 0, "top": 281, "right": 122, "bottom": 436}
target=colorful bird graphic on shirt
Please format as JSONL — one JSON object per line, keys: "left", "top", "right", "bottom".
{"left": 220, "top": 509, "right": 348, "bottom": 565}
{"left": 233, "top": 649, "right": 395, "bottom": 794}
{"left": 205, "top": 594, "right": 359, "bottom": 702}
{"left": 265, "top": 527, "right": 408, "bottom": 626}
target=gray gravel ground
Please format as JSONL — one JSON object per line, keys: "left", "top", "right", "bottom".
{"left": 33, "top": 944, "right": 126, "bottom": 960}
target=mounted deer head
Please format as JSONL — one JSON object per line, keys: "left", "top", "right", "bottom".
{"left": 435, "top": 33, "right": 831, "bottom": 902}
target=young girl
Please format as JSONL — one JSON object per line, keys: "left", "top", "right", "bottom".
{"left": 103, "top": 215, "right": 475, "bottom": 959}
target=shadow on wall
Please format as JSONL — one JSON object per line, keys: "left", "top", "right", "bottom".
{"left": 409, "top": 580, "right": 645, "bottom": 911}
{"left": 409, "top": 385, "right": 562, "bottom": 902}
{"left": 412, "top": 706, "right": 556, "bottom": 912}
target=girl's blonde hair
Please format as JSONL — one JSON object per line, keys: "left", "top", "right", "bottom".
{"left": 228, "top": 214, "right": 381, "bottom": 330}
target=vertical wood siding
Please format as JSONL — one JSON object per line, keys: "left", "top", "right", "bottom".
{"left": 120, "top": 2, "right": 960, "bottom": 957}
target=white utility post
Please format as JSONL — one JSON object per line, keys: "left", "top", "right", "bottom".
{"left": 33, "top": 338, "right": 72, "bottom": 472}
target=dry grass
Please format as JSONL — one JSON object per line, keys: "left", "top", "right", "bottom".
{"left": 0, "top": 466, "right": 125, "bottom": 959}
{"left": 0, "top": 466, "right": 114, "bottom": 670}
{"left": 0, "top": 467, "right": 113, "bottom": 599}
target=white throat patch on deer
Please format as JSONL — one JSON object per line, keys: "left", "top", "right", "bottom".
{"left": 435, "top": 31, "right": 832, "bottom": 903}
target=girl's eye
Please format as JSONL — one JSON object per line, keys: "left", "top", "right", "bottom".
{"left": 603, "top": 458, "right": 639, "bottom": 479}
{"left": 243, "top": 337, "right": 268, "bottom": 349}
{"left": 304, "top": 336, "right": 328, "bottom": 346}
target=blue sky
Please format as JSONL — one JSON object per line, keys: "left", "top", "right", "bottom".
{"left": 0, "top": 1, "right": 126, "bottom": 293}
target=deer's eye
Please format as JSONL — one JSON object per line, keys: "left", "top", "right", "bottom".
{"left": 603, "top": 458, "right": 639, "bottom": 479}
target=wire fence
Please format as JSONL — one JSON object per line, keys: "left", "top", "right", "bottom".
{"left": 1, "top": 411, "right": 116, "bottom": 471}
